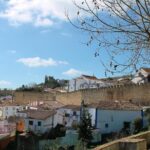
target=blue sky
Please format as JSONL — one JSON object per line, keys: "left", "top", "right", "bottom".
{"left": 0, "top": 0, "right": 108, "bottom": 89}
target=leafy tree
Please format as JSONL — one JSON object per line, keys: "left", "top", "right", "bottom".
{"left": 44, "top": 139, "right": 60, "bottom": 150}
{"left": 16, "top": 84, "right": 42, "bottom": 92}
{"left": 74, "top": 140, "right": 85, "bottom": 150}
{"left": 78, "top": 101, "right": 93, "bottom": 149}
{"left": 45, "top": 75, "right": 49, "bottom": 84}
{"left": 44, "top": 76, "right": 60, "bottom": 89}
{"left": 67, "top": 0, "right": 150, "bottom": 75}
{"left": 144, "top": 108, "right": 150, "bottom": 128}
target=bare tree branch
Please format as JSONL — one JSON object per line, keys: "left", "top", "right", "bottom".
{"left": 67, "top": 0, "right": 150, "bottom": 75}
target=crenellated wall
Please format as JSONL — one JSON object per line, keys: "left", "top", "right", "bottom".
{"left": 14, "top": 83, "right": 150, "bottom": 105}
{"left": 14, "top": 91, "right": 56, "bottom": 104}
{"left": 56, "top": 83, "right": 150, "bottom": 105}
{"left": 56, "top": 90, "right": 82, "bottom": 105}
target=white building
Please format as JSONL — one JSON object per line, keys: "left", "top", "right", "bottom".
{"left": 18, "top": 109, "right": 57, "bottom": 134}
{"left": 56, "top": 105, "right": 80, "bottom": 128}
{"left": 0, "top": 102, "right": 25, "bottom": 120}
{"left": 0, "top": 120, "right": 16, "bottom": 134}
{"left": 132, "top": 68, "right": 150, "bottom": 84}
{"left": 87, "top": 101, "right": 143, "bottom": 134}
{"left": 68, "top": 75, "right": 112, "bottom": 92}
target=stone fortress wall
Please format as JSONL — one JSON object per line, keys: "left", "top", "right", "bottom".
{"left": 14, "top": 91, "right": 56, "bottom": 104}
{"left": 56, "top": 83, "right": 150, "bottom": 105}
{"left": 14, "top": 83, "right": 150, "bottom": 105}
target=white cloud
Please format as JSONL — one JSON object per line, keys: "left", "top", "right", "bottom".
{"left": 17, "top": 57, "right": 68, "bottom": 68}
{"left": 34, "top": 17, "right": 54, "bottom": 27}
{"left": 63, "top": 68, "right": 83, "bottom": 77}
{"left": 0, "top": 0, "right": 89, "bottom": 27}
{"left": 0, "top": 80, "right": 12, "bottom": 86}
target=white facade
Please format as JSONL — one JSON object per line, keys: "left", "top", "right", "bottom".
{"left": 17, "top": 111, "right": 57, "bottom": 134}
{"left": 68, "top": 75, "right": 112, "bottom": 92}
{"left": 25, "top": 116, "right": 56, "bottom": 134}
{"left": 0, "top": 105, "right": 25, "bottom": 120}
{"left": 88, "top": 108, "right": 142, "bottom": 134}
{"left": 0, "top": 120, "right": 16, "bottom": 134}
{"left": 132, "top": 68, "right": 150, "bottom": 84}
{"left": 56, "top": 107, "right": 80, "bottom": 128}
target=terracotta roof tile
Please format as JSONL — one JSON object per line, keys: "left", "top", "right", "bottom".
{"left": 61, "top": 105, "right": 80, "bottom": 111}
{"left": 19, "top": 109, "right": 56, "bottom": 120}
{"left": 142, "top": 68, "right": 150, "bottom": 73}
{"left": 88, "top": 101, "right": 142, "bottom": 111}
{"left": 82, "top": 75, "right": 98, "bottom": 80}
{"left": 37, "top": 100, "right": 64, "bottom": 110}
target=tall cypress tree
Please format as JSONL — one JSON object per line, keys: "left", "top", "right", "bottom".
{"left": 79, "top": 100, "right": 93, "bottom": 149}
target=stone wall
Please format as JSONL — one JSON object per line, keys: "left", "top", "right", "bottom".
{"left": 14, "top": 83, "right": 150, "bottom": 105}
{"left": 94, "top": 131, "right": 150, "bottom": 150}
{"left": 56, "top": 91, "right": 82, "bottom": 105}
{"left": 82, "top": 83, "right": 150, "bottom": 103}
{"left": 56, "top": 83, "right": 150, "bottom": 105}
{"left": 14, "top": 91, "right": 56, "bottom": 104}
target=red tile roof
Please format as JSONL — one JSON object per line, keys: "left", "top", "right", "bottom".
{"left": 19, "top": 109, "right": 56, "bottom": 120}
{"left": 142, "top": 68, "right": 150, "bottom": 73}
{"left": 88, "top": 101, "right": 142, "bottom": 111}
{"left": 61, "top": 105, "right": 80, "bottom": 111}
{"left": 82, "top": 75, "right": 98, "bottom": 80}
{"left": 37, "top": 100, "right": 64, "bottom": 110}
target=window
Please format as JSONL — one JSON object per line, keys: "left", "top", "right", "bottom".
{"left": 105, "top": 123, "right": 109, "bottom": 128}
{"left": 38, "top": 121, "right": 41, "bottom": 126}
{"left": 65, "top": 113, "right": 70, "bottom": 117}
{"left": 124, "top": 122, "right": 130, "bottom": 129}
{"left": 73, "top": 111, "right": 77, "bottom": 116}
{"left": 29, "top": 120, "right": 33, "bottom": 125}
{"left": 148, "top": 75, "right": 150, "bottom": 82}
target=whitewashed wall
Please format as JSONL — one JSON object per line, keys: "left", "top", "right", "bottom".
{"left": 25, "top": 115, "right": 56, "bottom": 134}
{"left": 68, "top": 78, "right": 87, "bottom": 92}
{"left": 68, "top": 76, "right": 113, "bottom": 92}
{"left": 96, "top": 109, "right": 142, "bottom": 134}
{"left": 0, "top": 105, "right": 24, "bottom": 119}
{"left": 132, "top": 69, "right": 149, "bottom": 84}
{"left": 87, "top": 108, "right": 96, "bottom": 127}
{"left": 56, "top": 108, "right": 80, "bottom": 127}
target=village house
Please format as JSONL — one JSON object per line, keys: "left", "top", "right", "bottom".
{"left": 132, "top": 67, "right": 150, "bottom": 84}
{"left": 68, "top": 74, "right": 112, "bottom": 92}
{"left": 0, "top": 120, "right": 16, "bottom": 134}
{"left": 0, "top": 101, "right": 25, "bottom": 120}
{"left": 100, "top": 75, "right": 132, "bottom": 86}
{"left": 87, "top": 101, "right": 144, "bottom": 134}
{"left": 0, "top": 95, "right": 12, "bottom": 101}
{"left": 56, "top": 105, "right": 80, "bottom": 128}
{"left": 17, "top": 109, "right": 57, "bottom": 134}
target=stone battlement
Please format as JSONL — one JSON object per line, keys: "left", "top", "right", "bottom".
{"left": 14, "top": 83, "right": 150, "bottom": 106}
{"left": 56, "top": 83, "right": 150, "bottom": 105}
